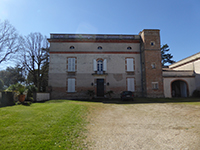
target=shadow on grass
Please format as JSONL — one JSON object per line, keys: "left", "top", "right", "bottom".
{"left": 69, "top": 97, "right": 200, "bottom": 104}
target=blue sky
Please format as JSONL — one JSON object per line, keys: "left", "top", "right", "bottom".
{"left": 0, "top": 0, "right": 200, "bottom": 69}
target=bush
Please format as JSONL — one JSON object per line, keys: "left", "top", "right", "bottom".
{"left": 26, "top": 85, "right": 38, "bottom": 101}
{"left": 0, "top": 79, "right": 4, "bottom": 91}
{"left": 192, "top": 90, "right": 200, "bottom": 97}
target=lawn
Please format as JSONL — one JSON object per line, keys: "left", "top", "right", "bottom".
{"left": 0, "top": 98, "right": 199, "bottom": 150}
{"left": 0, "top": 100, "right": 89, "bottom": 150}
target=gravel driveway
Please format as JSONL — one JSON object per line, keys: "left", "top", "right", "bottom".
{"left": 86, "top": 103, "right": 200, "bottom": 150}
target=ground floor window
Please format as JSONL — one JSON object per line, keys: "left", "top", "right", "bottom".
{"left": 67, "top": 78, "right": 75, "bottom": 92}
{"left": 152, "top": 82, "right": 159, "bottom": 90}
{"left": 127, "top": 78, "right": 135, "bottom": 91}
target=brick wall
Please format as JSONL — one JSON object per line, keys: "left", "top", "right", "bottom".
{"left": 140, "top": 30, "right": 164, "bottom": 97}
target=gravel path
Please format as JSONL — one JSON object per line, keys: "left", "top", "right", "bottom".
{"left": 86, "top": 103, "right": 200, "bottom": 150}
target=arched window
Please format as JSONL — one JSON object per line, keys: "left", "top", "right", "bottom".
{"left": 93, "top": 59, "right": 107, "bottom": 74}
{"left": 127, "top": 46, "right": 132, "bottom": 50}
{"left": 70, "top": 46, "right": 75, "bottom": 49}
{"left": 97, "top": 60, "right": 103, "bottom": 74}
{"left": 98, "top": 46, "right": 102, "bottom": 49}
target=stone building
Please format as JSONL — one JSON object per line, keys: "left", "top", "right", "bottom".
{"left": 48, "top": 29, "right": 165, "bottom": 99}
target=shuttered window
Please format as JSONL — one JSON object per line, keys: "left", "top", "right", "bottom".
{"left": 67, "top": 78, "right": 75, "bottom": 92}
{"left": 93, "top": 59, "right": 107, "bottom": 74}
{"left": 126, "top": 58, "right": 134, "bottom": 72}
{"left": 127, "top": 78, "right": 135, "bottom": 91}
{"left": 68, "top": 58, "right": 76, "bottom": 72}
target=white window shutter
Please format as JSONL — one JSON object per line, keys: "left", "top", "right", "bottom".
{"left": 68, "top": 58, "right": 75, "bottom": 72}
{"left": 127, "top": 78, "right": 135, "bottom": 91}
{"left": 72, "top": 58, "right": 75, "bottom": 71}
{"left": 93, "top": 59, "right": 97, "bottom": 71}
{"left": 103, "top": 59, "right": 107, "bottom": 71}
{"left": 71, "top": 78, "right": 75, "bottom": 92}
{"left": 68, "top": 58, "right": 72, "bottom": 71}
{"left": 127, "top": 58, "right": 134, "bottom": 71}
{"left": 68, "top": 78, "right": 75, "bottom": 92}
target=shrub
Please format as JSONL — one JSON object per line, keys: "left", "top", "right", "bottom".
{"left": 192, "top": 90, "right": 200, "bottom": 97}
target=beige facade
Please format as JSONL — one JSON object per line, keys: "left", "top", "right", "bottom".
{"left": 163, "top": 52, "right": 200, "bottom": 98}
{"left": 48, "top": 30, "right": 165, "bottom": 99}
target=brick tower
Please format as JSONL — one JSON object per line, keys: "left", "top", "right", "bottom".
{"left": 140, "top": 29, "right": 164, "bottom": 97}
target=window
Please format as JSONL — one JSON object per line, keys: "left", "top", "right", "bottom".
{"left": 152, "top": 82, "right": 159, "bottom": 90}
{"left": 93, "top": 59, "right": 107, "bottom": 74}
{"left": 151, "top": 63, "right": 156, "bottom": 69}
{"left": 97, "top": 60, "right": 103, "bottom": 74}
{"left": 126, "top": 58, "right": 134, "bottom": 72}
{"left": 98, "top": 46, "right": 102, "bottom": 49}
{"left": 67, "top": 57, "right": 76, "bottom": 72}
{"left": 70, "top": 46, "right": 75, "bottom": 49}
{"left": 67, "top": 78, "right": 75, "bottom": 92}
{"left": 127, "top": 78, "right": 135, "bottom": 91}
{"left": 150, "top": 41, "right": 155, "bottom": 46}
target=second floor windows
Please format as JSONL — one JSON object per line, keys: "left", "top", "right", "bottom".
{"left": 126, "top": 58, "right": 134, "bottom": 72}
{"left": 67, "top": 57, "right": 76, "bottom": 72}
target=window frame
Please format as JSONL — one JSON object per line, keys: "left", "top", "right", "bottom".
{"left": 126, "top": 77, "right": 135, "bottom": 92}
{"left": 152, "top": 82, "right": 159, "bottom": 90}
{"left": 67, "top": 57, "right": 77, "bottom": 72}
{"left": 67, "top": 78, "right": 76, "bottom": 93}
{"left": 125, "top": 57, "right": 135, "bottom": 72}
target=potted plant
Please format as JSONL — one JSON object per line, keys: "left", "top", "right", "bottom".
{"left": 106, "top": 90, "right": 114, "bottom": 99}
{"left": 18, "top": 86, "right": 26, "bottom": 102}
{"left": 87, "top": 90, "right": 95, "bottom": 100}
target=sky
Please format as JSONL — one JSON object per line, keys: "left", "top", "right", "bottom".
{"left": 0, "top": 0, "right": 200, "bottom": 69}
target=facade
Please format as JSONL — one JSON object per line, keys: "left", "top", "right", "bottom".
{"left": 48, "top": 29, "right": 164, "bottom": 99}
{"left": 163, "top": 52, "right": 200, "bottom": 98}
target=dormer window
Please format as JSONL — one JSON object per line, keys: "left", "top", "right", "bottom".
{"left": 70, "top": 46, "right": 75, "bottom": 49}
{"left": 97, "top": 46, "right": 102, "bottom": 50}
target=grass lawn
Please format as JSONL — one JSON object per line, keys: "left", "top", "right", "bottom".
{"left": 0, "top": 98, "right": 199, "bottom": 149}
{"left": 0, "top": 100, "right": 89, "bottom": 150}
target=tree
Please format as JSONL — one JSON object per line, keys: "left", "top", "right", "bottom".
{"left": 0, "top": 20, "right": 20, "bottom": 64}
{"left": 0, "top": 66, "right": 25, "bottom": 87}
{"left": 0, "top": 79, "right": 4, "bottom": 90}
{"left": 161, "top": 44, "right": 175, "bottom": 66}
{"left": 21, "top": 32, "right": 49, "bottom": 91}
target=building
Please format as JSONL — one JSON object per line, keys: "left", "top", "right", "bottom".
{"left": 48, "top": 29, "right": 165, "bottom": 99}
{"left": 163, "top": 52, "right": 200, "bottom": 98}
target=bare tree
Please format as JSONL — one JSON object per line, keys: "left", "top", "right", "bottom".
{"left": 21, "top": 32, "right": 49, "bottom": 91}
{"left": 0, "top": 20, "right": 20, "bottom": 64}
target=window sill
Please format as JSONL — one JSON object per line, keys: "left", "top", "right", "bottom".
{"left": 66, "top": 91, "right": 77, "bottom": 93}
{"left": 92, "top": 73, "right": 108, "bottom": 76}
{"left": 126, "top": 71, "right": 135, "bottom": 75}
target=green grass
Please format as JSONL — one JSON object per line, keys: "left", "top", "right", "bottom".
{"left": 0, "top": 100, "right": 88, "bottom": 150}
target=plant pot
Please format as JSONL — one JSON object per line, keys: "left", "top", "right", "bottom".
{"left": 18, "top": 94, "right": 25, "bottom": 102}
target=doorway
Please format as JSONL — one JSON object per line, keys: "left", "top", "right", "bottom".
{"left": 96, "top": 79, "right": 104, "bottom": 97}
{"left": 171, "top": 80, "right": 188, "bottom": 97}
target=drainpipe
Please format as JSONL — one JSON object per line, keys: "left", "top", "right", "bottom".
{"left": 139, "top": 37, "right": 144, "bottom": 97}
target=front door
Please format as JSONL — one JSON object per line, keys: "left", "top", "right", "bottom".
{"left": 97, "top": 79, "right": 104, "bottom": 97}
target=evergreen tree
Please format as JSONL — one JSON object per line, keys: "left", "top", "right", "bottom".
{"left": 161, "top": 44, "right": 175, "bottom": 66}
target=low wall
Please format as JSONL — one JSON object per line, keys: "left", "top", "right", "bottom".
{"left": 35, "top": 93, "right": 50, "bottom": 102}
{"left": 0, "top": 92, "right": 15, "bottom": 107}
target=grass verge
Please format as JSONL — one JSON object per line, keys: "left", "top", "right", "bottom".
{"left": 0, "top": 100, "right": 88, "bottom": 150}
